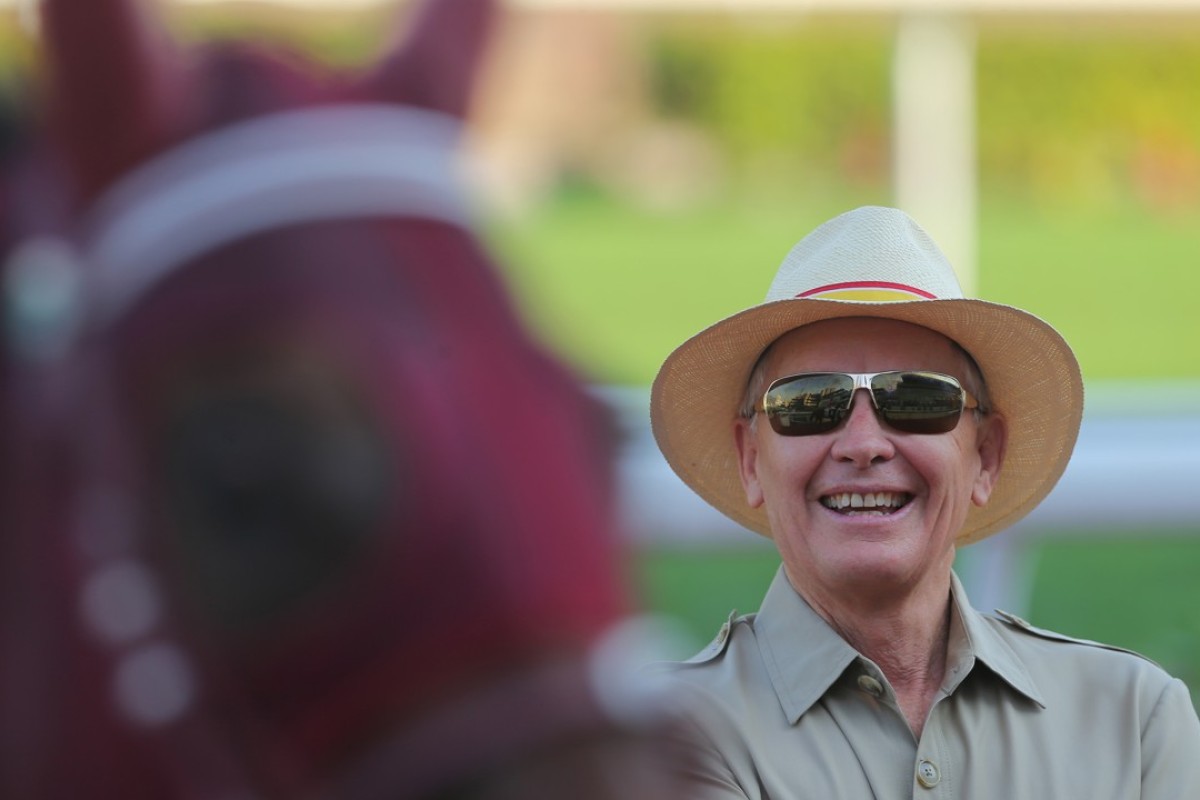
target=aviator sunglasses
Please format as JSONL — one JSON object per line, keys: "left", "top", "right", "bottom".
{"left": 759, "top": 371, "right": 981, "bottom": 436}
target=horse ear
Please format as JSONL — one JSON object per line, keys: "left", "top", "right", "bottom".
{"left": 40, "top": 0, "right": 191, "bottom": 204}
{"left": 358, "top": 0, "right": 496, "bottom": 119}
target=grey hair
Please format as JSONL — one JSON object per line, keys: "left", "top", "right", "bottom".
{"left": 738, "top": 347, "right": 773, "bottom": 422}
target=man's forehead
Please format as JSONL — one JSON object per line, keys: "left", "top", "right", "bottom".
{"left": 764, "top": 317, "right": 964, "bottom": 371}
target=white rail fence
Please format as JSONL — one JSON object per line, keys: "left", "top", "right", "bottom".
{"left": 601, "top": 381, "right": 1200, "bottom": 613}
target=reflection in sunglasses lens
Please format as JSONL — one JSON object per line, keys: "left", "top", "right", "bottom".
{"left": 765, "top": 372, "right": 964, "bottom": 436}
{"left": 765, "top": 374, "right": 852, "bottom": 435}
{"left": 875, "top": 374, "right": 963, "bottom": 434}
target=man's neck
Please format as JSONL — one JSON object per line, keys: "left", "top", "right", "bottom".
{"left": 789, "top": 569, "right": 954, "bottom": 739}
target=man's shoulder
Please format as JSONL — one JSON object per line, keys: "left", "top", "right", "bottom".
{"left": 644, "top": 608, "right": 779, "bottom": 730}
{"left": 650, "top": 609, "right": 756, "bottom": 675}
{"left": 987, "top": 608, "right": 1169, "bottom": 675}
{"left": 683, "top": 610, "right": 747, "bottom": 664}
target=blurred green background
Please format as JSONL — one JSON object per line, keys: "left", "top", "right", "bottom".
{"left": 479, "top": 15, "right": 1200, "bottom": 708}
{"left": 3, "top": 3, "right": 1198, "bottom": 699}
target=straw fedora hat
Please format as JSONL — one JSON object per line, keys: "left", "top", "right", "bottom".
{"left": 650, "top": 206, "right": 1084, "bottom": 545}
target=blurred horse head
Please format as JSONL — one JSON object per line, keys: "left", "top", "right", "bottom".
{"left": 0, "top": 1, "right": 664, "bottom": 797}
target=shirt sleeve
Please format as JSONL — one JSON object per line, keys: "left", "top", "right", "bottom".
{"left": 1141, "top": 678, "right": 1200, "bottom": 797}
{"left": 662, "top": 709, "right": 754, "bottom": 800}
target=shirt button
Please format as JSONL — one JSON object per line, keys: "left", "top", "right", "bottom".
{"left": 856, "top": 674, "right": 884, "bottom": 696}
{"left": 916, "top": 759, "right": 941, "bottom": 789}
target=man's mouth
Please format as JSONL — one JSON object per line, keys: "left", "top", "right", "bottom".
{"left": 820, "top": 491, "right": 911, "bottom": 516}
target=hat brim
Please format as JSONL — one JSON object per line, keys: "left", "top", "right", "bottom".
{"left": 650, "top": 297, "right": 1084, "bottom": 546}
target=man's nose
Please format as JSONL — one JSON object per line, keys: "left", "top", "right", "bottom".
{"left": 829, "top": 388, "right": 896, "bottom": 467}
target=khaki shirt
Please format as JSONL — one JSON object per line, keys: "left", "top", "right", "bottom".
{"left": 661, "top": 567, "right": 1200, "bottom": 799}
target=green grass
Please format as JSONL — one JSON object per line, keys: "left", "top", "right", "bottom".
{"left": 488, "top": 194, "right": 1200, "bottom": 386}
{"left": 633, "top": 546, "right": 782, "bottom": 654}
{"left": 486, "top": 189, "right": 887, "bottom": 386}
{"left": 979, "top": 202, "right": 1200, "bottom": 381}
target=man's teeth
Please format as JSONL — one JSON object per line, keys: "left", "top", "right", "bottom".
{"left": 820, "top": 492, "right": 909, "bottom": 514}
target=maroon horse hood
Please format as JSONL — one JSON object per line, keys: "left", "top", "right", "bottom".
{"left": 1, "top": 1, "right": 642, "bottom": 797}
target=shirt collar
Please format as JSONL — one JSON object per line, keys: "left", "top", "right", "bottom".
{"left": 948, "top": 571, "right": 1046, "bottom": 708}
{"left": 753, "top": 567, "right": 859, "bottom": 724}
{"left": 754, "top": 567, "right": 1045, "bottom": 724}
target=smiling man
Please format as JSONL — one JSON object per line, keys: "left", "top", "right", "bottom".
{"left": 650, "top": 206, "right": 1200, "bottom": 799}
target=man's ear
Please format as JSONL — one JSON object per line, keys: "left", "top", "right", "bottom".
{"left": 971, "top": 411, "right": 1008, "bottom": 507}
{"left": 734, "top": 418, "right": 765, "bottom": 509}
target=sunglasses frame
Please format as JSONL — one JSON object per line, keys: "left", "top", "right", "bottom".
{"left": 759, "top": 370, "right": 981, "bottom": 436}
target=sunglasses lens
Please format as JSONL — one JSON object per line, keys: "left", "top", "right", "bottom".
{"left": 762, "top": 372, "right": 967, "bottom": 436}
{"left": 763, "top": 373, "right": 854, "bottom": 436}
{"left": 870, "top": 372, "right": 965, "bottom": 434}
